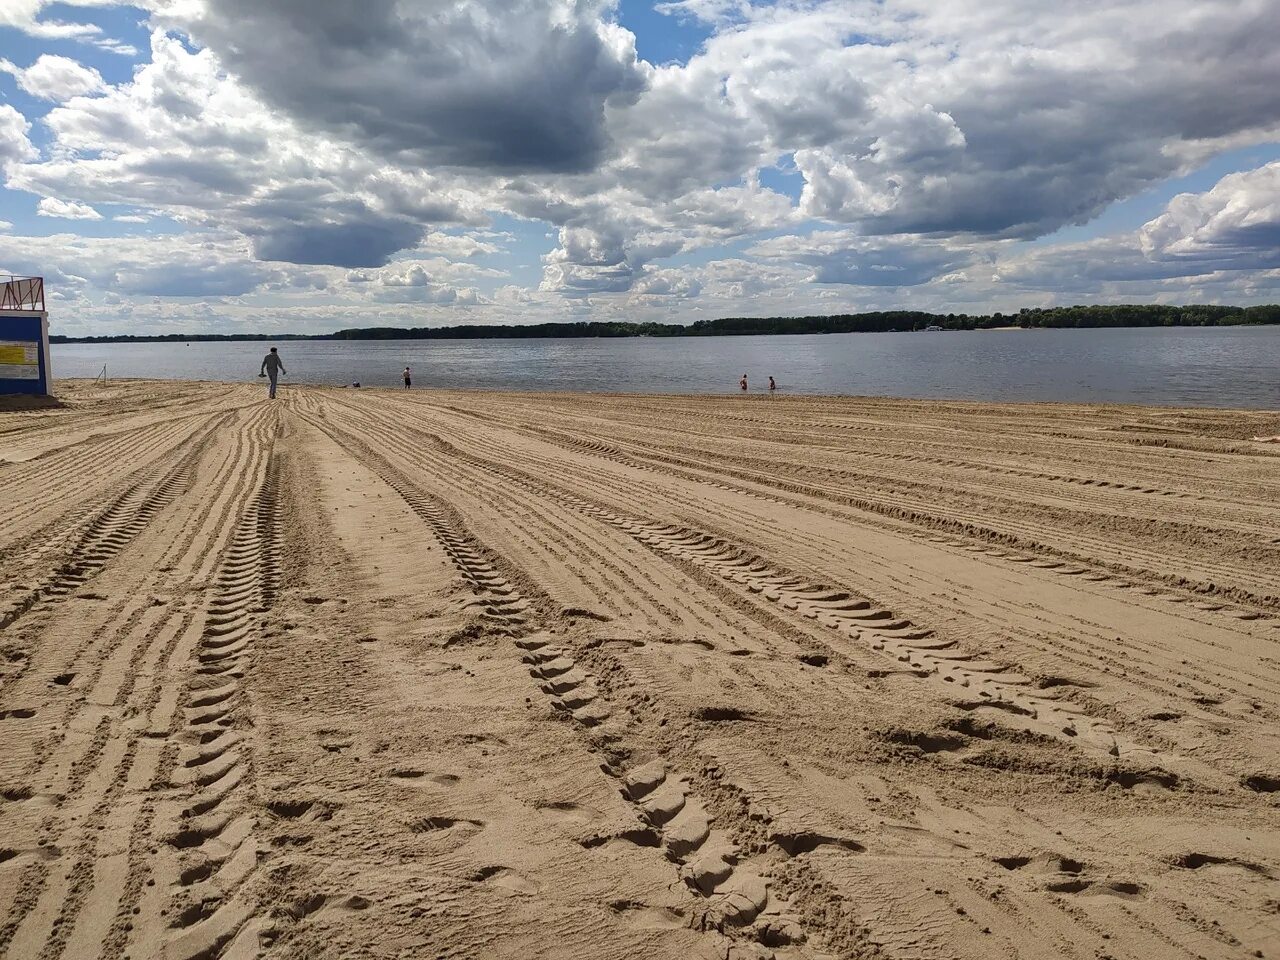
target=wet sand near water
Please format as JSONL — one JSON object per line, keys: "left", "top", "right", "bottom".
{"left": 2, "top": 378, "right": 1279, "bottom": 959}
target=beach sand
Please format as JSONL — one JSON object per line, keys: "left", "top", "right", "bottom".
{"left": 2, "top": 378, "right": 1278, "bottom": 959}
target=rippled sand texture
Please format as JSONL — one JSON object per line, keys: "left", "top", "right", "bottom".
{"left": 2, "top": 379, "right": 1279, "bottom": 960}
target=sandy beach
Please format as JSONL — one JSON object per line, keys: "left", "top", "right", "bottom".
{"left": 1, "top": 379, "right": 1278, "bottom": 960}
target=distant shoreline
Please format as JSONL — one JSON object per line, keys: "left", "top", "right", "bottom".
{"left": 48, "top": 303, "right": 1280, "bottom": 343}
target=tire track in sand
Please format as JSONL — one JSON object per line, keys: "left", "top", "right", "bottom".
{"left": 474, "top": 421, "right": 1280, "bottom": 723}
{"left": 302, "top": 413, "right": 825, "bottom": 956}
{"left": 1, "top": 466, "right": 191, "bottom": 635}
{"left": 0, "top": 410, "right": 236, "bottom": 639}
{"left": 511, "top": 421, "right": 1280, "bottom": 621}
{"left": 128, "top": 455, "right": 283, "bottom": 960}
{"left": 422, "top": 395, "right": 1277, "bottom": 621}
{"left": 422, "top": 433, "right": 1202, "bottom": 773}
{"left": 0, "top": 407, "right": 280, "bottom": 960}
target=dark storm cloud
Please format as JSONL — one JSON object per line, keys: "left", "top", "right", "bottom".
{"left": 249, "top": 219, "right": 425, "bottom": 269}
{"left": 158, "top": 0, "right": 649, "bottom": 173}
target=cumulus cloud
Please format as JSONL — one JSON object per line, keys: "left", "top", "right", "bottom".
{"left": 0, "top": 231, "right": 274, "bottom": 298}
{"left": 0, "top": 0, "right": 135, "bottom": 62}
{"left": 0, "top": 0, "right": 107, "bottom": 40}
{"left": 0, "top": 105, "right": 39, "bottom": 171}
{"left": 37, "top": 197, "right": 104, "bottom": 219}
{"left": 632, "top": 267, "right": 702, "bottom": 299}
{"left": 5, "top": 0, "right": 1280, "bottom": 326}
{"left": 531, "top": 179, "right": 795, "bottom": 296}
{"left": 248, "top": 219, "right": 424, "bottom": 270}
{"left": 751, "top": 231, "right": 984, "bottom": 287}
{"left": 8, "top": 32, "right": 462, "bottom": 268}
{"left": 1140, "top": 162, "right": 1280, "bottom": 269}
{"left": 611, "top": 0, "right": 1280, "bottom": 241}
{"left": 517, "top": 0, "right": 1280, "bottom": 297}
{"left": 150, "top": 0, "right": 649, "bottom": 173}
{"left": 989, "top": 164, "right": 1280, "bottom": 295}
{"left": 417, "top": 231, "right": 501, "bottom": 259}
{"left": 370, "top": 263, "right": 484, "bottom": 305}
{"left": 1, "top": 54, "right": 106, "bottom": 100}
{"left": 112, "top": 259, "right": 273, "bottom": 297}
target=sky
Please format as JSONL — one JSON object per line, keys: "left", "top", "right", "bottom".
{"left": 1, "top": 0, "right": 1279, "bottom": 336}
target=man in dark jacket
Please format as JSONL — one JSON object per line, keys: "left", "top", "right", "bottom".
{"left": 259, "top": 347, "right": 286, "bottom": 399}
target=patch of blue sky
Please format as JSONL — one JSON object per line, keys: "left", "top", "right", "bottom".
{"left": 1, "top": 3, "right": 149, "bottom": 84}
{"left": 1034, "top": 142, "right": 1280, "bottom": 246}
{"left": 0, "top": 194, "right": 44, "bottom": 236}
{"left": 842, "top": 31, "right": 894, "bottom": 48}
{"left": 1, "top": 3, "right": 147, "bottom": 159}
{"left": 387, "top": 215, "right": 556, "bottom": 293}
{"left": 0, "top": 186, "right": 184, "bottom": 238}
{"left": 615, "top": 0, "right": 715, "bottom": 66}
{"left": 463, "top": 214, "right": 555, "bottom": 290}
{"left": 757, "top": 154, "right": 804, "bottom": 202}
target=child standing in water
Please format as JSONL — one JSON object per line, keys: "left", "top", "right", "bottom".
{"left": 740, "top": 373, "right": 748, "bottom": 392}
{"left": 768, "top": 375, "right": 776, "bottom": 395}
{"left": 403, "top": 367, "right": 412, "bottom": 390}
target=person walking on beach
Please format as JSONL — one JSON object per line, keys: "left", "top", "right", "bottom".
{"left": 403, "top": 366, "right": 412, "bottom": 390}
{"left": 768, "top": 375, "right": 776, "bottom": 395}
{"left": 259, "top": 347, "right": 286, "bottom": 399}
{"left": 740, "top": 373, "right": 748, "bottom": 392}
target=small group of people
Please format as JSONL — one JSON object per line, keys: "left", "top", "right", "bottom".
{"left": 258, "top": 348, "right": 414, "bottom": 397}
{"left": 259, "top": 348, "right": 776, "bottom": 399}
{"left": 739, "top": 373, "right": 777, "bottom": 394}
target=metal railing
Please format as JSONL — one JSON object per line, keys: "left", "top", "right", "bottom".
{"left": 1, "top": 275, "right": 46, "bottom": 312}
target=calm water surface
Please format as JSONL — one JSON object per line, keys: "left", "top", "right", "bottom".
{"left": 51, "top": 326, "right": 1280, "bottom": 408}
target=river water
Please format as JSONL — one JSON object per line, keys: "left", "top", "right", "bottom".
{"left": 50, "top": 325, "right": 1280, "bottom": 408}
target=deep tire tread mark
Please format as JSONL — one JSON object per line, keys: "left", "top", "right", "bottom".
{"left": 299, "top": 410, "right": 819, "bottom": 953}
{"left": 150, "top": 457, "right": 281, "bottom": 960}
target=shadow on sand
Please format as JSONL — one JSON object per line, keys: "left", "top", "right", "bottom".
{"left": 0, "top": 394, "right": 67, "bottom": 413}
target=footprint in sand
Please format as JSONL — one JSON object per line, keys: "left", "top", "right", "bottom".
{"left": 387, "top": 767, "right": 461, "bottom": 786}
{"left": 607, "top": 899, "right": 687, "bottom": 930}
{"left": 410, "top": 816, "right": 484, "bottom": 839}
{"left": 536, "top": 800, "right": 599, "bottom": 824}
{"left": 469, "top": 865, "right": 538, "bottom": 895}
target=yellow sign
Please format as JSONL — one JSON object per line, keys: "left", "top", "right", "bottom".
{"left": 0, "top": 340, "right": 40, "bottom": 380}
{"left": 0, "top": 345, "right": 33, "bottom": 364}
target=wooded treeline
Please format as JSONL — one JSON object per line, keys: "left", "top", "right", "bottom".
{"left": 50, "top": 303, "right": 1280, "bottom": 342}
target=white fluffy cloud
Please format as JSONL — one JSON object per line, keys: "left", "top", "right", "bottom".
{"left": 37, "top": 197, "right": 103, "bottom": 219}
{"left": 0, "top": 105, "right": 38, "bottom": 169}
{"left": 8, "top": 32, "right": 471, "bottom": 268}
{"left": 0, "top": 0, "right": 125, "bottom": 42}
{"left": 751, "top": 230, "right": 985, "bottom": 287}
{"left": 0, "top": 231, "right": 270, "bottom": 295}
{"left": 1140, "top": 162, "right": 1280, "bottom": 269}
{"left": 1, "top": 54, "right": 106, "bottom": 100}
{"left": 650, "top": 0, "right": 1280, "bottom": 239}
